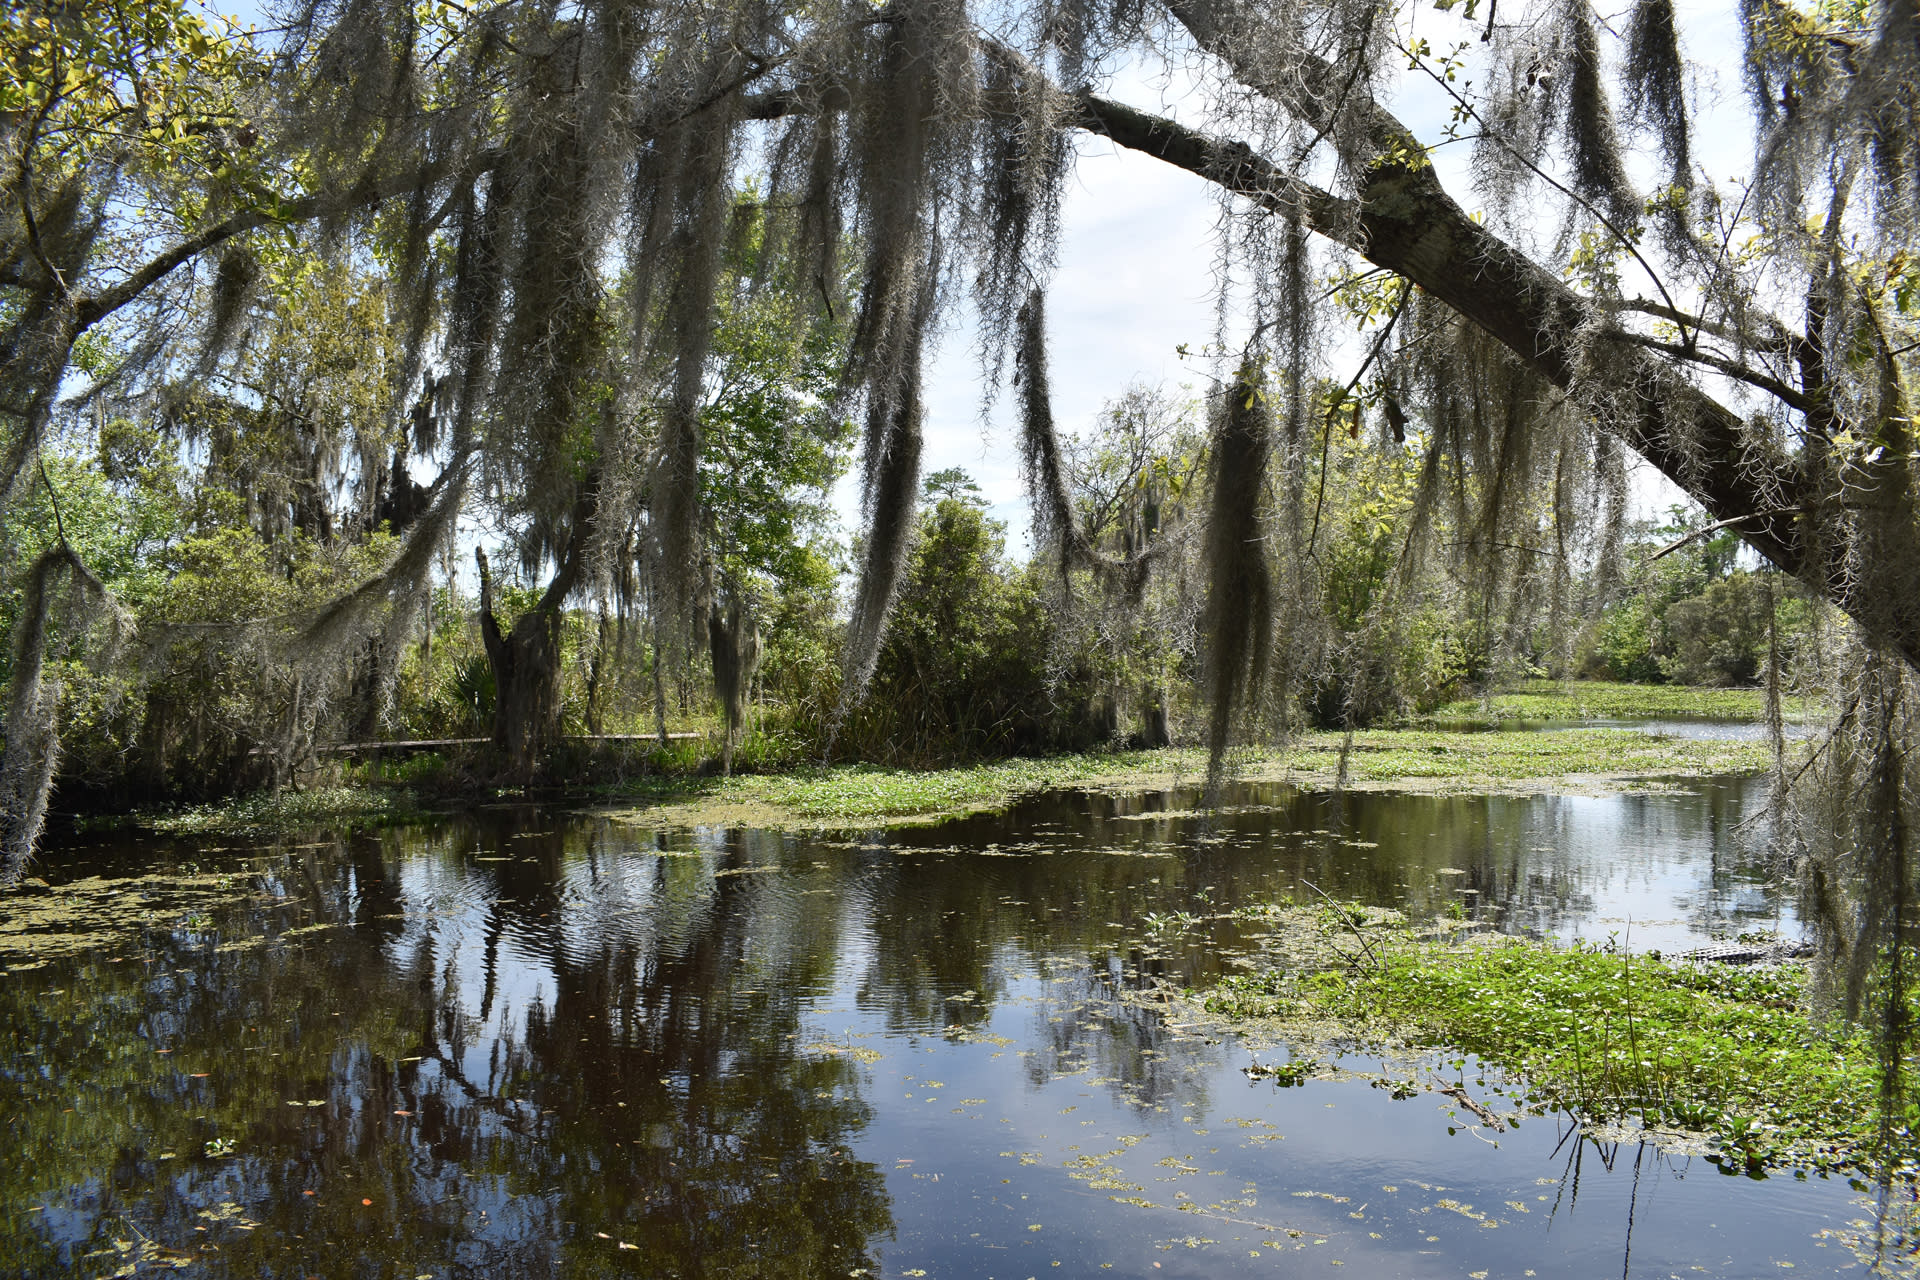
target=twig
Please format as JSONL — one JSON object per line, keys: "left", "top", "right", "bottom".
{"left": 36, "top": 450, "right": 70, "bottom": 550}
{"left": 1435, "top": 1079, "right": 1504, "bottom": 1127}
{"left": 1649, "top": 508, "right": 1803, "bottom": 562}
{"left": 1299, "top": 877, "right": 1380, "bottom": 970}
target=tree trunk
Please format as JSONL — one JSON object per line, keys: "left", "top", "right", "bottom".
{"left": 473, "top": 482, "right": 597, "bottom": 778}
{"left": 583, "top": 610, "right": 613, "bottom": 736}
{"left": 651, "top": 609, "right": 671, "bottom": 747}
{"left": 1142, "top": 681, "right": 1172, "bottom": 748}
{"left": 708, "top": 601, "right": 762, "bottom": 775}
{"left": 476, "top": 547, "right": 565, "bottom": 778}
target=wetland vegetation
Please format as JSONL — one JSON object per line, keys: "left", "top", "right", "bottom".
{"left": 115, "top": 709, "right": 1772, "bottom": 838}
{"left": 1199, "top": 905, "right": 1916, "bottom": 1176}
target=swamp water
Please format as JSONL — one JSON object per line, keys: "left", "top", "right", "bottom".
{"left": 1, "top": 774, "right": 1909, "bottom": 1278}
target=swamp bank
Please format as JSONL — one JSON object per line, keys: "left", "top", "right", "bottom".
{"left": 120, "top": 717, "right": 1776, "bottom": 841}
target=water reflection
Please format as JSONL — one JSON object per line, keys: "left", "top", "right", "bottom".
{"left": 1, "top": 779, "right": 1897, "bottom": 1278}
{"left": 907, "top": 774, "right": 1791, "bottom": 955}
{"left": 3, "top": 819, "right": 890, "bottom": 1277}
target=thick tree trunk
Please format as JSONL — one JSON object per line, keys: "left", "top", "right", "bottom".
{"left": 707, "top": 601, "right": 761, "bottom": 776}
{"left": 473, "top": 483, "right": 597, "bottom": 777}
{"left": 1141, "top": 682, "right": 1172, "bottom": 748}
{"left": 476, "top": 547, "right": 565, "bottom": 777}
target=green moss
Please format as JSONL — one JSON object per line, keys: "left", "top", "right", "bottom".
{"left": 1202, "top": 913, "right": 1915, "bottom": 1173}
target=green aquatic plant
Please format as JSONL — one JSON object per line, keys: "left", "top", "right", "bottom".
{"left": 1427, "top": 678, "right": 1804, "bottom": 723}
{"left": 1202, "top": 914, "right": 1918, "bottom": 1171}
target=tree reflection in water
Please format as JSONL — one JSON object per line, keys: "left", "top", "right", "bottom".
{"left": 0, "top": 815, "right": 890, "bottom": 1277}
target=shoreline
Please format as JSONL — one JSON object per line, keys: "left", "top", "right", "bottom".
{"left": 64, "top": 724, "right": 1779, "bottom": 840}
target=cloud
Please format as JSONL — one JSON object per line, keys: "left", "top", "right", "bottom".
{"left": 839, "top": 133, "right": 1228, "bottom": 554}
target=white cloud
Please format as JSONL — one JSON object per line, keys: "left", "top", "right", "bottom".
{"left": 836, "top": 129, "right": 1231, "bottom": 554}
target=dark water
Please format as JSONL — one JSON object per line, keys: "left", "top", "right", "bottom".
{"left": 1, "top": 777, "right": 1907, "bottom": 1278}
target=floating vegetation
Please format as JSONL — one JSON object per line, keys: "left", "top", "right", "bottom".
{"left": 1199, "top": 908, "right": 1918, "bottom": 1172}
{"left": 139, "top": 787, "right": 427, "bottom": 837}
{"left": 600, "top": 729, "right": 1767, "bottom": 833}
{"left": 0, "top": 869, "right": 263, "bottom": 968}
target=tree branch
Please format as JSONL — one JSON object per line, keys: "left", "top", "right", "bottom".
{"left": 1614, "top": 297, "right": 1805, "bottom": 358}
{"left": 1073, "top": 85, "right": 1918, "bottom": 668}
{"left": 1603, "top": 330, "right": 1812, "bottom": 413}
{"left": 71, "top": 151, "right": 505, "bottom": 331}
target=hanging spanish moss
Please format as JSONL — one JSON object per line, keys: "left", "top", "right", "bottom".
{"left": 196, "top": 245, "right": 261, "bottom": 377}
{"left": 295, "top": 455, "right": 471, "bottom": 693}
{"left": 1, "top": 544, "right": 130, "bottom": 886}
{"left": 1623, "top": 0, "right": 1692, "bottom": 193}
{"left": 1201, "top": 361, "right": 1275, "bottom": 799}
{"left": 1015, "top": 288, "right": 1158, "bottom": 599}
{"left": 834, "top": 0, "right": 981, "bottom": 710}
{"left": 649, "top": 97, "right": 742, "bottom": 624}
{"left": 1561, "top": 0, "right": 1639, "bottom": 228}
{"left": 840, "top": 276, "right": 932, "bottom": 707}
{"left": 976, "top": 49, "right": 1070, "bottom": 388}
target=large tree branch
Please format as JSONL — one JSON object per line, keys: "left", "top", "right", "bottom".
{"left": 70, "top": 151, "right": 505, "bottom": 331}
{"left": 63, "top": 66, "right": 810, "bottom": 334}
{"left": 1075, "top": 87, "right": 1920, "bottom": 668}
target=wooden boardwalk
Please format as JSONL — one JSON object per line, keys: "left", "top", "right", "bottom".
{"left": 315, "top": 733, "right": 702, "bottom": 755}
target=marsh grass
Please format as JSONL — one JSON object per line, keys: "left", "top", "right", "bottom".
{"left": 1428, "top": 678, "right": 1816, "bottom": 722}
{"left": 604, "top": 727, "right": 1768, "bottom": 829}
{"left": 1271, "top": 726, "right": 1768, "bottom": 783}
{"left": 120, "top": 725, "right": 1774, "bottom": 837}
{"left": 141, "top": 787, "right": 431, "bottom": 836}
{"left": 1203, "top": 914, "right": 1916, "bottom": 1172}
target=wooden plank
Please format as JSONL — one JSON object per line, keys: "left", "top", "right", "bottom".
{"left": 316, "top": 732, "right": 703, "bottom": 755}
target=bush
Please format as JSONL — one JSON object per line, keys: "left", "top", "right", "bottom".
{"left": 1661, "top": 572, "right": 1773, "bottom": 686}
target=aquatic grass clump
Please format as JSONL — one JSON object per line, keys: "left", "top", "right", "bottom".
{"left": 1203, "top": 918, "right": 1916, "bottom": 1171}
{"left": 708, "top": 750, "right": 1197, "bottom": 823}
{"left": 144, "top": 786, "right": 425, "bottom": 837}
{"left": 1427, "top": 678, "right": 1811, "bottom": 722}
{"left": 1277, "top": 726, "right": 1770, "bottom": 783}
